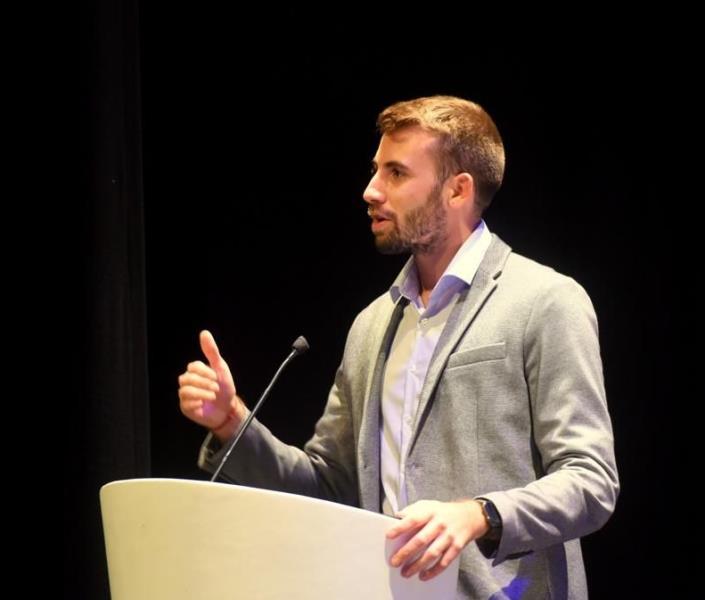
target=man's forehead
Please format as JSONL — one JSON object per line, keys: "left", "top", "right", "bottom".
{"left": 376, "top": 127, "right": 439, "bottom": 161}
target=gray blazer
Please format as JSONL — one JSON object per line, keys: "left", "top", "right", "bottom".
{"left": 200, "top": 234, "right": 619, "bottom": 599}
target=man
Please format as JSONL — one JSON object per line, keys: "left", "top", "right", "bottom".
{"left": 178, "top": 95, "right": 619, "bottom": 599}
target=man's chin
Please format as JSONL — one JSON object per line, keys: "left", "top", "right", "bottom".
{"left": 374, "top": 236, "right": 408, "bottom": 255}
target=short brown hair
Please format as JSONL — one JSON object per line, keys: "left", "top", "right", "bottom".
{"left": 377, "top": 95, "right": 505, "bottom": 211}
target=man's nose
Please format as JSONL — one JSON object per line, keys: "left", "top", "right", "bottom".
{"left": 363, "top": 174, "right": 384, "bottom": 205}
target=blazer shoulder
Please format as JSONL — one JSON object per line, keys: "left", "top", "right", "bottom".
{"left": 501, "top": 252, "right": 597, "bottom": 325}
{"left": 354, "top": 290, "right": 392, "bottom": 322}
{"left": 341, "top": 290, "right": 396, "bottom": 353}
{"left": 504, "top": 252, "right": 586, "bottom": 294}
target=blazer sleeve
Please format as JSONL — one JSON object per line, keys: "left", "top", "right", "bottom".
{"left": 480, "top": 276, "right": 619, "bottom": 565}
{"left": 198, "top": 357, "right": 359, "bottom": 506}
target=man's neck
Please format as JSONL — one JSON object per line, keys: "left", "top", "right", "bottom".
{"left": 413, "top": 219, "right": 481, "bottom": 307}
{"left": 414, "top": 245, "right": 461, "bottom": 306}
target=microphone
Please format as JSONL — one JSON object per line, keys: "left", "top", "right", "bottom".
{"left": 210, "top": 335, "right": 310, "bottom": 482}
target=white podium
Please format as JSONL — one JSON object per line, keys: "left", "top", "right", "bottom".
{"left": 100, "top": 479, "right": 459, "bottom": 599}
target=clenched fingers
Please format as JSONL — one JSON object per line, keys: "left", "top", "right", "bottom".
{"left": 186, "top": 360, "right": 218, "bottom": 380}
{"left": 178, "top": 371, "right": 220, "bottom": 394}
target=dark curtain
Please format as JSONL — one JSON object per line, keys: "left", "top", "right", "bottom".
{"left": 75, "top": 0, "right": 150, "bottom": 597}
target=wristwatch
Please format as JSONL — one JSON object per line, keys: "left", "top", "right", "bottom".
{"left": 476, "top": 498, "right": 502, "bottom": 541}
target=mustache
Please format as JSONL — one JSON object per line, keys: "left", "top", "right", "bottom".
{"left": 367, "top": 207, "right": 395, "bottom": 220}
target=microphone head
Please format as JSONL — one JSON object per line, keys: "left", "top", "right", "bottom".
{"left": 292, "top": 336, "right": 310, "bottom": 355}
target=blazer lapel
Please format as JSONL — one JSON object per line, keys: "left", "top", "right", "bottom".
{"left": 409, "top": 235, "right": 512, "bottom": 451}
{"left": 357, "top": 297, "right": 409, "bottom": 512}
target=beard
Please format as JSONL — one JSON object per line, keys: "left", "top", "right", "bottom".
{"left": 374, "top": 182, "right": 448, "bottom": 256}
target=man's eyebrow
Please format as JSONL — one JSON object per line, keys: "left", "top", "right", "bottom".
{"left": 370, "top": 160, "right": 410, "bottom": 172}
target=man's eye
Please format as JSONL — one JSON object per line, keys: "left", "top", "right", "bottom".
{"left": 391, "top": 169, "right": 403, "bottom": 179}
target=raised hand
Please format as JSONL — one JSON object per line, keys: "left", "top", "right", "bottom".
{"left": 178, "top": 330, "right": 246, "bottom": 439}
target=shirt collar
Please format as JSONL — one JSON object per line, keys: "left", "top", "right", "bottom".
{"left": 389, "top": 220, "right": 492, "bottom": 311}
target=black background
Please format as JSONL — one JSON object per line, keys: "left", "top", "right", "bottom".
{"left": 79, "top": 5, "right": 696, "bottom": 598}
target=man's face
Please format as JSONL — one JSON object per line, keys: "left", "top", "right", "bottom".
{"left": 363, "top": 126, "right": 448, "bottom": 255}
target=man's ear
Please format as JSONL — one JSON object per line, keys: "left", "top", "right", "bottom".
{"left": 448, "top": 172, "right": 475, "bottom": 208}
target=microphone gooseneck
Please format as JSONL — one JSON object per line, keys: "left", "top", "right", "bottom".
{"left": 210, "top": 336, "right": 309, "bottom": 482}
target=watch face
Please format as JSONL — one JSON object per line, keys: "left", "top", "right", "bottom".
{"left": 483, "top": 500, "right": 501, "bottom": 528}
